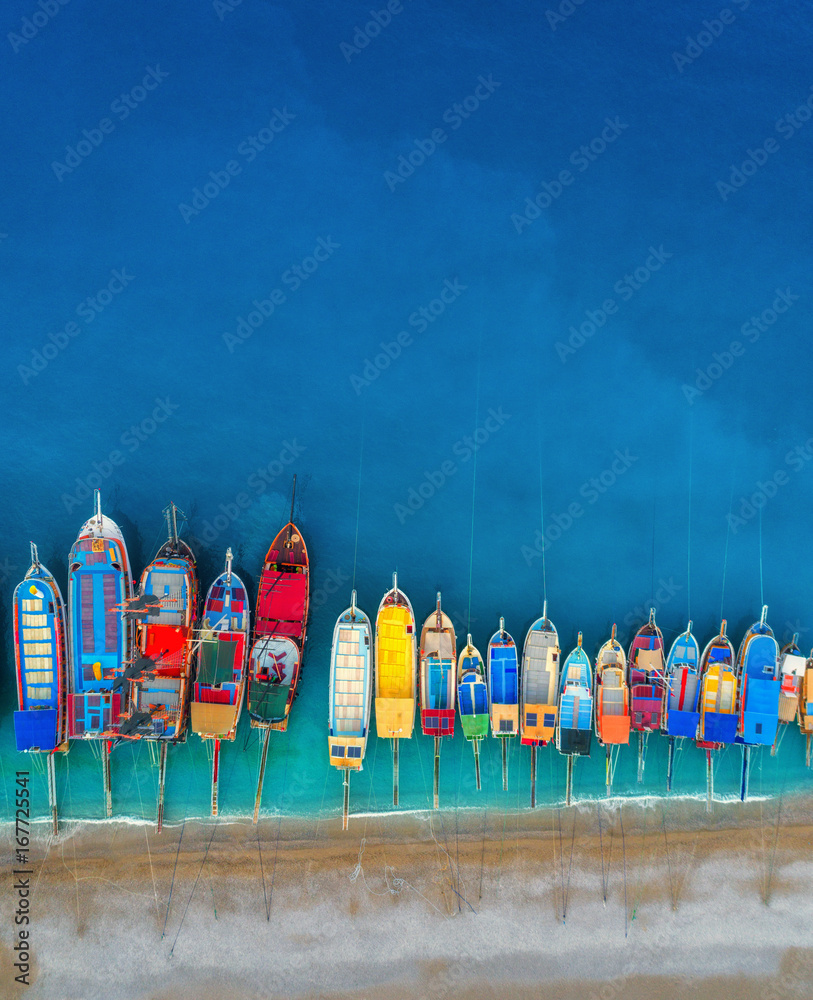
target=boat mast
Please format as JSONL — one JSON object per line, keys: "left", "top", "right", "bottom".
{"left": 29, "top": 541, "right": 40, "bottom": 571}
{"left": 94, "top": 489, "right": 102, "bottom": 528}
{"left": 225, "top": 547, "right": 233, "bottom": 586}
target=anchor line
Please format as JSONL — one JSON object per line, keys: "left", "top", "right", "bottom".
{"left": 687, "top": 410, "right": 694, "bottom": 621}
{"left": 167, "top": 744, "right": 241, "bottom": 956}
{"left": 466, "top": 338, "right": 482, "bottom": 631}
{"left": 721, "top": 474, "right": 736, "bottom": 620}
{"left": 352, "top": 416, "right": 365, "bottom": 593}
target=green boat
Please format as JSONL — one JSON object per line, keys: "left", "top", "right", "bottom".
{"left": 458, "top": 634, "right": 489, "bottom": 789}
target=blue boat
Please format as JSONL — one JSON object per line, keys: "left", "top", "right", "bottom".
{"left": 663, "top": 622, "right": 701, "bottom": 791}
{"left": 487, "top": 618, "right": 519, "bottom": 739}
{"left": 13, "top": 542, "right": 67, "bottom": 755}
{"left": 556, "top": 632, "right": 593, "bottom": 759}
{"left": 736, "top": 605, "right": 780, "bottom": 749}
{"left": 67, "top": 491, "right": 133, "bottom": 817}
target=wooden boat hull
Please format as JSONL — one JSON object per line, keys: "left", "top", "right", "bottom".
{"left": 191, "top": 560, "right": 249, "bottom": 742}
{"left": 735, "top": 617, "right": 779, "bottom": 747}
{"left": 457, "top": 642, "right": 489, "bottom": 741}
{"left": 697, "top": 631, "right": 738, "bottom": 749}
{"left": 664, "top": 629, "right": 700, "bottom": 740}
{"left": 253, "top": 521, "right": 309, "bottom": 730}
{"left": 374, "top": 581, "right": 416, "bottom": 740}
{"left": 628, "top": 616, "right": 665, "bottom": 733}
{"left": 328, "top": 602, "right": 373, "bottom": 771}
{"left": 13, "top": 553, "right": 68, "bottom": 753}
{"left": 67, "top": 503, "right": 133, "bottom": 739}
{"left": 420, "top": 603, "right": 456, "bottom": 738}
{"left": 557, "top": 643, "right": 593, "bottom": 757}
{"left": 520, "top": 616, "right": 559, "bottom": 746}
{"left": 595, "top": 636, "right": 630, "bottom": 746}
{"left": 487, "top": 627, "right": 519, "bottom": 738}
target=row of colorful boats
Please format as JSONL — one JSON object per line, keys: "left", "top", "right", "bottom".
{"left": 12, "top": 488, "right": 813, "bottom": 833}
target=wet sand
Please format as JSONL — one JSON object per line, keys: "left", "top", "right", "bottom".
{"left": 3, "top": 796, "right": 813, "bottom": 999}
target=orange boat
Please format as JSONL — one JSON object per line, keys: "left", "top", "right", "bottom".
{"left": 594, "top": 624, "right": 630, "bottom": 795}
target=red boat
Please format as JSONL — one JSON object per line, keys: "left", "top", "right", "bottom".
{"left": 248, "top": 477, "right": 309, "bottom": 734}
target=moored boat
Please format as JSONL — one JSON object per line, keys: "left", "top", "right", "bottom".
{"left": 557, "top": 632, "right": 593, "bottom": 803}
{"left": 735, "top": 606, "right": 780, "bottom": 800}
{"left": 595, "top": 624, "right": 630, "bottom": 795}
{"left": 697, "top": 620, "right": 738, "bottom": 809}
{"left": 248, "top": 486, "right": 309, "bottom": 733}
{"left": 628, "top": 608, "right": 666, "bottom": 781}
{"left": 735, "top": 605, "right": 780, "bottom": 747}
{"left": 117, "top": 503, "right": 198, "bottom": 829}
{"left": 457, "top": 634, "right": 489, "bottom": 789}
{"left": 247, "top": 479, "right": 309, "bottom": 821}
{"left": 13, "top": 542, "right": 68, "bottom": 832}
{"left": 420, "top": 592, "right": 456, "bottom": 808}
{"left": 487, "top": 618, "right": 519, "bottom": 790}
{"left": 329, "top": 591, "right": 373, "bottom": 828}
{"left": 801, "top": 650, "right": 813, "bottom": 766}
{"left": 374, "top": 572, "right": 417, "bottom": 806}
{"left": 191, "top": 548, "right": 249, "bottom": 816}
{"left": 556, "top": 633, "right": 593, "bottom": 758}
{"left": 663, "top": 621, "right": 701, "bottom": 790}
{"left": 67, "top": 490, "right": 133, "bottom": 817}
{"left": 776, "top": 634, "right": 806, "bottom": 734}
{"left": 520, "top": 602, "right": 560, "bottom": 748}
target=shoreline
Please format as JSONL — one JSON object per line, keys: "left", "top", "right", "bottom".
{"left": 9, "top": 783, "right": 813, "bottom": 836}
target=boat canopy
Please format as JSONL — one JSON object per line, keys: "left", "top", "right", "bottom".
{"left": 190, "top": 702, "right": 236, "bottom": 736}
{"left": 330, "top": 626, "right": 370, "bottom": 738}
{"left": 489, "top": 644, "right": 518, "bottom": 705}
{"left": 459, "top": 679, "right": 488, "bottom": 716}
{"left": 198, "top": 633, "right": 239, "bottom": 686}
{"left": 740, "top": 677, "right": 780, "bottom": 745}
{"left": 256, "top": 571, "right": 307, "bottom": 640}
{"left": 599, "top": 669, "right": 630, "bottom": 744}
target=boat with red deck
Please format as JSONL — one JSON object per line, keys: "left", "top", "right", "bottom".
{"left": 247, "top": 477, "right": 309, "bottom": 821}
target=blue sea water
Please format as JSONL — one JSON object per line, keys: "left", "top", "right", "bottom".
{"left": 2, "top": 0, "right": 813, "bottom": 828}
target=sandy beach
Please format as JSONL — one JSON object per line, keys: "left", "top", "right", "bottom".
{"left": 3, "top": 796, "right": 813, "bottom": 999}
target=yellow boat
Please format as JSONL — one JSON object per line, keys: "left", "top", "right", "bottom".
{"left": 374, "top": 573, "right": 416, "bottom": 804}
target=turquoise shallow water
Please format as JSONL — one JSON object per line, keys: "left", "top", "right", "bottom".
{"left": 2, "top": 0, "right": 813, "bottom": 825}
